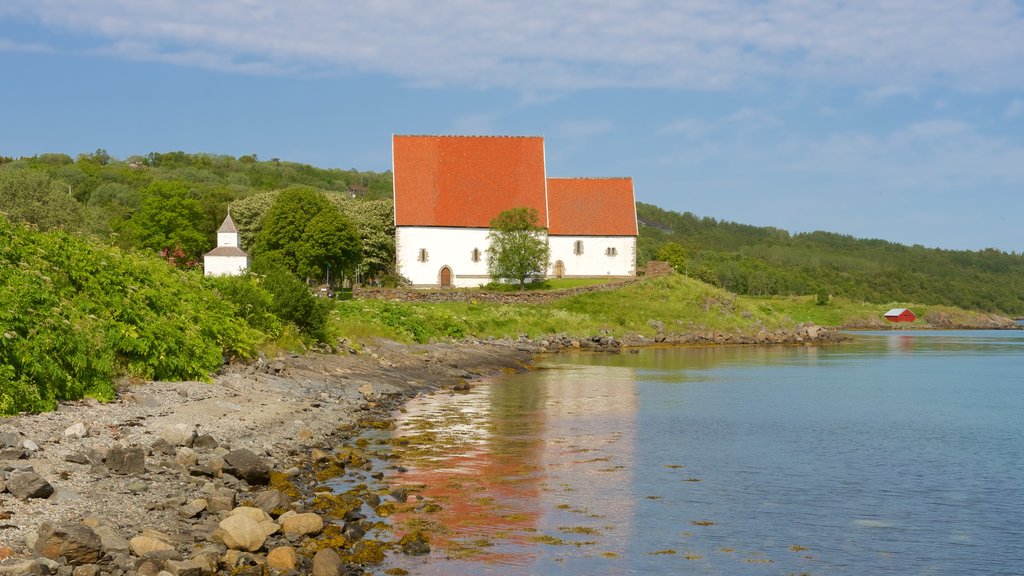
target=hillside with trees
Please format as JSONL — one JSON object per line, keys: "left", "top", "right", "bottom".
{"left": 636, "top": 203, "right": 1024, "bottom": 316}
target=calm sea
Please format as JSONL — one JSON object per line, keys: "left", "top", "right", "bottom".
{"left": 381, "top": 330, "right": 1024, "bottom": 575}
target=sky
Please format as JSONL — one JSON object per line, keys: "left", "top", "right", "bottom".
{"left": 1, "top": 1, "right": 1023, "bottom": 252}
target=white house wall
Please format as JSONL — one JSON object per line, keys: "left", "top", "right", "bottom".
{"left": 548, "top": 236, "right": 636, "bottom": 278}
{"left": 396, "top": 227, "right": 493, "bottom": 288}
{"left": 204, "top": 256, "right": 249, "bottom": 277}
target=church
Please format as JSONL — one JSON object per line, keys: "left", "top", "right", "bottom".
{"left": 392, "top": 135, "right": 638, "bottom": 288}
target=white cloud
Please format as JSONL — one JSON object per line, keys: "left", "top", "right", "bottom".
{"left": 0, "top": 37, "right": 53, "bottom": 53}
{"left": 4, "top": 1, "right": 1024, "bottom": 91}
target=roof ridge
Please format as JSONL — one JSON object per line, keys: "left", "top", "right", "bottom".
{"left": 548, "top": 176, "right": 633, "bottom": 181}
{"left": 393, "top": 134, "right": 544, "bottom": 140}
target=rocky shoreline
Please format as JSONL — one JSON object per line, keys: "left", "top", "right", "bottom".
{"left": 0, "top": 328, "right": 845, "bottom": 575}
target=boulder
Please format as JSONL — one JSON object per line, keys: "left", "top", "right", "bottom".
{"left": 92, "top": 525, "right": 130, "bottom": 555}
{"left": 179, "top": 498, "right": 208, "bottom": 519}
{"left": 193, "top": 434, "right": 219, "bottom": 450}
{"left": 5, "top": 469, "right": 54, "bottom": 500}
{"left": 129, "top": 535, "right": 174, "bottom": 556}
{"left": 71, "top": 565, "right": 100, "bottom": 576}
{"left": 174, "top": 447, "right": 197, "bottom": 468}
{"left": 163, "top": 559, "right": 206, "bottom": 576}
{"left": 63, "top": 422, "right": 88, "bottom": 439}
{"left": 280, "top": 512, "right": 323, "bottom": 537}
{"left": 311, "top": 548, "right": 344, "bottom": 576}
{"left": 0, "top": 559, "right": 44, "bottom": 575}
{"left": 214, "top": 514, "right": 269, "bottom": 552}
{"left": 205, "top": 487, "right": 236, "bottom": 513}
{"left": 0, "top": 449, "right": 25, "bottom": 460}
{"left": 106, "top": 445, "right": 147, "bottom": 475}
{"left": 222, "top": 449, "right": 270, "bottom": 486}
{"left": 0, "top": 431, "right": 19, "bottom": 448}
{"left": 161, "top": 424, "right": 197, "bottom": 448}
{"left": 33, "top": 522, "right": 103, "bottom": 565}
{"left": 266, "top": 546, "right": 299, "bottom": 571}
{"left": 252, "top": 489, "right": 290, "bottom": 514}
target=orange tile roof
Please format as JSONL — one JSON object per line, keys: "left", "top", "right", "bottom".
{"left": 393, "top": 135, "right": 548, "bottom": 228}
{"left": 547, "top": 177, "right": 638, "bottom": 236}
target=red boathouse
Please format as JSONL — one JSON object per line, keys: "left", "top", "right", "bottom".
{"left": 884, "top": 308, "right": 917, "bottom": 323}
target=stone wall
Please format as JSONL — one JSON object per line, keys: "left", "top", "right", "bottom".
{"left": 353, "top": 279, "right": 641, "bottom": 304}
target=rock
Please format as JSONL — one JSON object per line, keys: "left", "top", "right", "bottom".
{"left": 0, "top": 559, "right": 43, "bottom": 575}
{"left": 193, "top": 434, "right": 218, "bottom": 450}
{"left": 150, "top": 437, "right": 175, "bottom": 456}
{"left": 174, "top": 447, "right": 197, "bottom": 468}
{"left": 163, "top": 559, "right": 206, "bottom": 576}
{"left": 280, "top": 512, "right": 323, "bottom": 536}
{"left": 312, "top": 548, "right": 344, "bottom": 576}
{"left": 92, "top": 525, "right": 130, "bottom": 555}
{"left": 71, "top": 565, "right": 99, "bottom": 576}
{"left": 252, "top": 489, "right": 289, "bottom": 514}
{"left": 135, "top": 560, "right": 161, "bottom": 576}
{"left": 399, "top": 530, "right": 431, "bottom": 556}
{"left": 33, "top": 522, "right": 103, "bottom": 565}
{"left": 214, "top": 514, "right": 269, "bottom": 552}
{"left": 203, "top": 455, "right": 225, "bottom": 477}
{"left": 5, "top": 469, "right": 54, "bottom": 500}
{"left": 106, "top": 445, "right": 147, "bottom": 475}
{"left": 310, "top": 448, "right": 332, "bottom": 464}
{"left": 64, "top": 452, "right": 91, "bottom": 465}
{"left": 129, "top": 535, "right": 174, "bottom": 556}
{"left": 160, "top": 424, "right": 197, "bottom": 448}
{"left": 0, "top": 448, "right": 25, "bottom": 460}
{"left": 266, "top": 546, "right": 298, "bottom": 571}
{"left": 63, "top": 422, "right": 88, "bottom": 439}
{"left": 0, "top": 432, "right": 20, "bottom": 448}
{"left": 205, "top": 487, "right": 235, "bottom": 513}
{"left": 806, "top": 324, "right": 822, "bottom": 339}
{"left": 222, "top": 450, "right": 270, "bottom": 486}
{"left": 179, "top": 498, "right": 208, "bottom": 519}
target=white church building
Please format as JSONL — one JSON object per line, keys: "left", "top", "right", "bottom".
{"left": 392, "top": 135, "right": 638, "bottom": 288}
{"left": 203, "top": 212, "right": 249, "bottom": 276}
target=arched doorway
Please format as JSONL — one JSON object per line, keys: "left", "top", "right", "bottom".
{"left": 553, "top": 260, "right": 565, "bottom": 278}
{"left": 439, "top": 266, "right": 453, "bottom": 288}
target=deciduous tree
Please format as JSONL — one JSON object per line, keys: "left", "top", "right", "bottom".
{"left": 486, "top": 207, "right": 550, "bottom": 290}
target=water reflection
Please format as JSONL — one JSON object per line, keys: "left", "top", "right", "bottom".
{"left": 385, "top": 331, "right": 1024, "bottom": 575}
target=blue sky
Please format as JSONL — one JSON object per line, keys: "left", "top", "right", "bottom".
{"left": 1, "top": 1, "right": 1023, "bottom": 251}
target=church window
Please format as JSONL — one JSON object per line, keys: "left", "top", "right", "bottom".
{"left": 605, "top": 247, "right": 618, "bottom": 257}
{"left": 471, "top": 248, "right": 481, "bottom": 262}
{"left": 418, "top": 248, "right": 428, "bottom": 262}
{"left": 573, "top": 240, "right": 584, "bottom": 255}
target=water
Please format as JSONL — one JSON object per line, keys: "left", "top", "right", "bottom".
{"left": 383, "top": 331, "right": 1024, "bottom": 575}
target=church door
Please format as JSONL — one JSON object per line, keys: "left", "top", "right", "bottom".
{"left": 439, "top": 266, "right": 452, "bottom": 288}
{"left": 553, "top": 260, "right": 565, "bottom": 278}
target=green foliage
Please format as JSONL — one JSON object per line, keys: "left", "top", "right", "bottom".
{"left": 636, "top": 203, "right": 1024, "bottom": 315}
{"left": 655, "top": 242, "right": 688, "bottom": 274}
{"left": 486, "top": 207, "right": 551, "bottom": 289}
{"left": 296, "top": 207, "right": 362, "bottom": 283}
{"left": 259, "top": 264, "right": 333, "bottom": 340}
{"left": 0, "top": 216, "right": 262, "bottom": 415}
{"left": 0, "top": 168, "right": 85, "bottom": 231}
{"left": 114, "top": 181, "right": 208, "bottom": 263}
{"left": 334, "top": 300, "right": 467, "bottom": 343}
{"left": 251, "top": 187, "right": 363, "bottom": 284}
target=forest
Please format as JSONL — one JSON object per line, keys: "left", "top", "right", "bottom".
{"left": 636, "top": 203, "right": 1024, "bottom": 316}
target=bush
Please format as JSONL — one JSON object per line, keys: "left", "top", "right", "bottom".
{"left": 0, "top": 216, "right": 262, "bottom": 414}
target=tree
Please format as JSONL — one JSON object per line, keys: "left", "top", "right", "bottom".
{"left": 252, "top": 186, "right": 330, "bottom": 275}
{"left": 296, "top": 207, "right": 362, "bottom": 287}
{"left": 655, "top": 242, "right": 688, "bottom": 274}
{"left": 486, "top": 207, "right": 550, "bottom": 290}
{"left": 115, "top": 181, "right": 207, "bottom": 264}
{"left": 252, "top": 186, "right": 362, "bottom": 285}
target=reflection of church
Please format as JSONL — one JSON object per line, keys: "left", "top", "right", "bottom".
{"left": 389, "top": 362, "right": 638, "bottom": 563}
